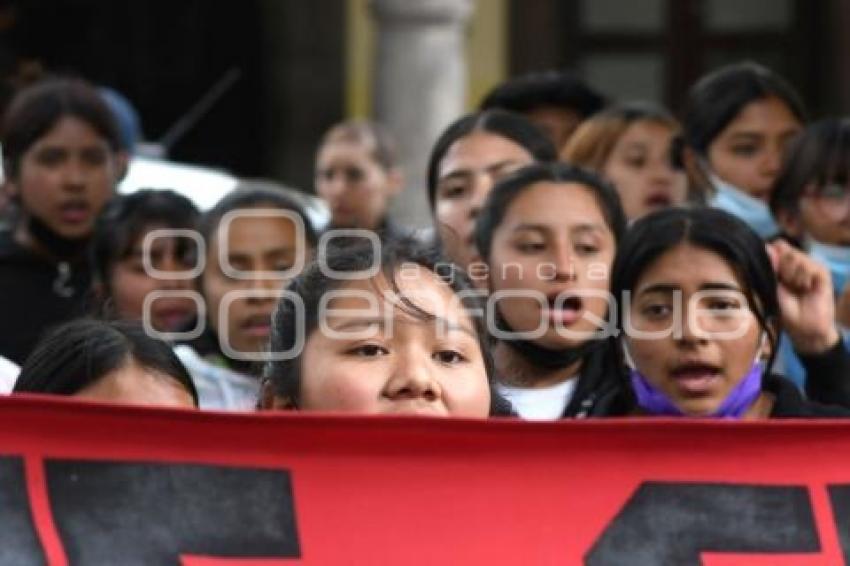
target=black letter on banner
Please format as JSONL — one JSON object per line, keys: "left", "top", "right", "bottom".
{"left": 585, "top": 482, "right": 818, "bottom": 565}
{"left": 45, "top": 460, "right": 300, "bottom": 565}
{"left": 827, "top": 484, "right": 850, "bottom": 563}
{"left": 0, "top": 457, "right": 45, "bottom": 564}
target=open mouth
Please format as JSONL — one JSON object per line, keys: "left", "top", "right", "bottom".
{"left": 670, "top": 361, "right": 721, "bottom": 394}
{"left": 644, "top": 193, "right": 672, "bottom": 208}
{"left": 240, "top": 313, "right": 272, "bottom": 337}
{"left": 58, "top": 200, "right": 91, "bottom": 223}
{"left": 543, "top": 292, "right": 583, "bottom": 325}
{"left": 153, "top": 306, "right": 193, "bottom": 331}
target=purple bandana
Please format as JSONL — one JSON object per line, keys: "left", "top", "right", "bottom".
{"left": 629, "top": 362, "right": 764, "bottom": 418}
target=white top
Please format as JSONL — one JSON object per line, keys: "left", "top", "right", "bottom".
{"left": 497, "top": 378, "right": 578, "bottom": 421}
{"left": 173, "top": 344, "right": 260, "bottom": 411}
{"left": 0, "top": 355, "right": 19, "bottom": 393}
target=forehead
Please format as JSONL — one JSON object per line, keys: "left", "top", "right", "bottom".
{"left": 31, "top": 115, "right": 109, "bottom": 148}
{"left": 525, "top": 106, "right": 580, "bottom": 125}
{"left": 525, "top": 106, "right": 581, "bottom": 138}
{"left": 83, "top": 363, "right": 193, "bottom": 407}
{"left": 128, "top": 223, "right": 185, "bottom": 251}
{"left": 500, "top": 181, "right": 612, "bottom": 232}
{"left": 636, "top": 243, "right": 743, "bottom": 289}
{"left": 438, "top": 132, "right": 533, "bottom": 175}
{"left": 324, "top": 267, "right": 473, "bottom": 327}
{"left": 214, "top": 211, "right": 299, "bottom": 251}
{"left": 721, "top": 96, "right": 801, "bottom": 135}
{"left": 616, "top": 120, "right": 676, "bottom": 147}
{"left": 317, "top": 140, "right": 374, "bottom": 165}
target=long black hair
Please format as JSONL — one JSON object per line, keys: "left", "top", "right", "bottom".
{"left": 264, "top": 235, "right": 512, "bottom": 416}
{"left": 14, "top": 318, "right": 199, "bottom": 405}
{"left": 610, "top": 207, "right": 780, "bottom": 371}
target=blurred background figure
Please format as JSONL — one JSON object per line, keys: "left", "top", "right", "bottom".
{"left": 561, "top": 101, "right": 689, "bottom": 221}
{"left": 91, "top": 189, "right": 200, "bottom": 333}
{"left": 771, "top": 118, "right": 850, "bottom": 327}
{"left": 0, "top": 78, "right": 123, "bottom": 364}
{"left": 315, "top": 119, "right": 403, "bottom": 237}
{"left": 480, "top": 69, "right": 606, "bottom": 152}
{"left": 683, "top": 61, "right": 805, "bottom": 239}
{"left": 427, "top": 109, "right": 556, "bottom": 272}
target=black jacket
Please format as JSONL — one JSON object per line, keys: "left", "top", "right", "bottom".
{"left": 561, "top": 339, "right": 628, "bottom": 418}
{"left": 0, "top": 230, "right": 92, "bottom": 364}
{"left": 766, "top": 373, "right": 850, "bottom": 417}
{"left": 799, "top": 338, "right": 850, "bottom": 409}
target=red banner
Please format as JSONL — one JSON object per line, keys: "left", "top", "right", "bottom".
{"left": 3, "top": 394, "right": 850, "bottom": 565}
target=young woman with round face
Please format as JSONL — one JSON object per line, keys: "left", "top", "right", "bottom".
{"left": 561, "top": 102, "right": 689, "bottom": 221}
{"left": 474, "top": 163, "right": 627, "bottom": 420}
{"left": 261, "top": 237, "right": 510, "bottom": 417}
{"left": 427, "top": 110, "right": 557, "bottom": 272}
{"left": 315, "top": 120, "right": 403, "bottom": 235}
{"left": 0, "top": 78, "right": 124, "bottom": 364}
{"left": 608, "top": 208, "right": 850, "bottom": 418}
{"left": 92, "top": 189, "right": 200, "bottom": 333}
{"left": 683, "top": 62, "right": 806, "bottom": 239}
{"left": 173, "top": 186, "right": 318, "bottom": 411}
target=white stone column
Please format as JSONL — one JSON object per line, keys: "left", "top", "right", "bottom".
{"left": 371, "top": 0, "right": 474, "bottom": 230}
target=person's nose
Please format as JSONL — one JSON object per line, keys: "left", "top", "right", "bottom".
{"left": 549, "top": 243, "right": 577, "bottom": 282}
{"left": 649, "top": 158, "right": 675, "bottom": 188}
{"left": 62, "top": 158, "right": 88, "bottom": 192}
{"left": 676, "top": 304, "right": 710, "bottom": 347}
{"left": 243, "top": 271, "right": 282, "bottom": 302}
{"left": 157, "top": 255, "right": 192, "bottom": 290}
{"left": 383, "top": 350, "right": 442, "bottom": 403}
{"left": 761, "top": 146, "right": 783, "bottom": 179}
{"left": 467, "top": 174, "right": 492, "bottom": 222}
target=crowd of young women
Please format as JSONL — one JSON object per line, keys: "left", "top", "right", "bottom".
{"left": 4, "top": 61, "right": 850, "bottom": 421}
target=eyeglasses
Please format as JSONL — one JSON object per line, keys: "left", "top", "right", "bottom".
{"left": 804, "top": 183, "right": 850, "bottom": 222}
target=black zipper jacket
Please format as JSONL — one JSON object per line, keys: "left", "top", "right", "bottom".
{"left": 0, "top": 229, "right": 91, "bottom": 364}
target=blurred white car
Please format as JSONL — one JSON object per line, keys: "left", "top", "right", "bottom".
{"left": 118, "top": 156, "right": 330, "bottom": 230}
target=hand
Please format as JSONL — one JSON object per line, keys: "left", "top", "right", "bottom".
{"left": 766, "top": 239, "right": 840, "bottom": 354}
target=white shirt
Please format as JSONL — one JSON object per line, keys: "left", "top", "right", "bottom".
{"left": 173, "top": 345, "right": 260, "bottom": 411}
{"left": 497, "top": 378, "right": 578, "bottom": 421}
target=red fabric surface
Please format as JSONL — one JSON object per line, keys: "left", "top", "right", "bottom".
{"left": 2, "top": 394, "right": 850, "bottom": 564}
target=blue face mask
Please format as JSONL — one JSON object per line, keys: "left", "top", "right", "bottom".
{"left": 806, "top": 238, "right": 850, "bottom": 297}
{"left": 708, "top": 174, "right": 780, "bottom": 239}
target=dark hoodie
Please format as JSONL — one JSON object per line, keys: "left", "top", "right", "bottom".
{"left": 0, "top": 229, "right": 92, "bottom": 364}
